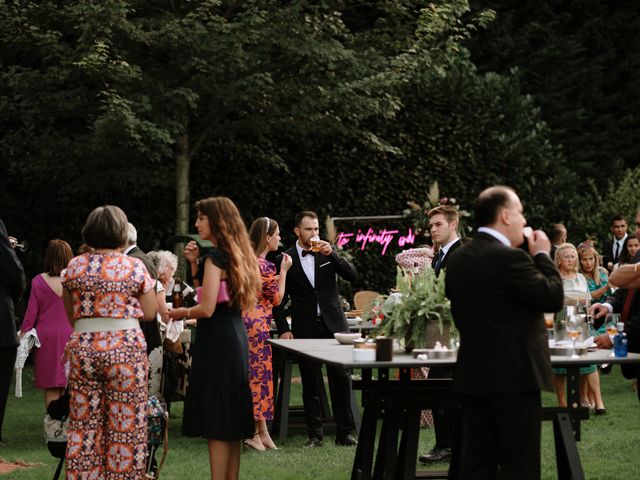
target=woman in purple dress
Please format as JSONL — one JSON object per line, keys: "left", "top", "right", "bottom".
{"left": 19, "top": 239, "right": 73, "bottom": 407}
{"left": 242, "top": 217, "right": 292, "bottom": 451}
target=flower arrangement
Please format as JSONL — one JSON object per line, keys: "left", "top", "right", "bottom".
{"left": 377, "top": 265, "right": 455, "bottom": 351}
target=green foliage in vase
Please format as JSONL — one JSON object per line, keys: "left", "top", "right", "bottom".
{"left": 378, "top": 267, "right": 453, "bottom": 349}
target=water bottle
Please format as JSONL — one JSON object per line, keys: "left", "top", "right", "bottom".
{"left": 614, "top": 322, "right": 628, "bottom": 358}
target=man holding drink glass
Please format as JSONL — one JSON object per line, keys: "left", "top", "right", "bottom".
{"left": 274, "top": 211, "right": 358, "bottom": 447}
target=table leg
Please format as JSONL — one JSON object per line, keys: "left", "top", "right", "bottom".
{"left": 553, "top": 412, "right": 585, "bottom": 480}
{"left": 352, "top": 370, "right": 377, "bottom": 480}
{"left": 273, "top": 359, "right": 293, "bottom": 442}
{"left": 372, "top": 403, "right": 400, "bottom": 480}
{"left": 565, "top": 366, "right": 582, "bottom": 441}
{"left": 394, "top": 405, "right": 421, "bottom": 480}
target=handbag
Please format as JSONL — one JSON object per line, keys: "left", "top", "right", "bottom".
{"left": 217, "top": 270, "right": 231, "bottom": 303}
{"left": 196, "top": 271, "right": 231, "bottom": 304}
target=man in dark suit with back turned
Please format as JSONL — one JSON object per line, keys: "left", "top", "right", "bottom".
{"left": 419, "top": 204, "right": 462, "bottom": 464}
{"left": 446, "top": 186, "right": 563, "bottom": 479}
{"left": 0, "top": 220, "right": 26, "bottom": 443}
{"left": 274, "top": 210, "right": 358, "bottom": 447}
{"left": 123, "top": 222, "right": 161, "bottom": 355}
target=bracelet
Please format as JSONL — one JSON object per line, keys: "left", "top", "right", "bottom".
{"left": 187, "top": 307, "right": 192, "bottom": 318}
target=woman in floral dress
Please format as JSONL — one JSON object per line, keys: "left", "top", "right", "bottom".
{"left": 62, "top": 205, "right": 157, "bottom": 479}
{"left": 242, "top": 217, "right": 292, "bottom": 450}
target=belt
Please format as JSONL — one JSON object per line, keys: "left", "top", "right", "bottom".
{"left": 74, "top": 318, "right": 140, "bottom": 333}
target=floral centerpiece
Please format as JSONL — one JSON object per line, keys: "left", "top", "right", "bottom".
{"left": 378, "top": 266, "right": 455, "bottom": 351}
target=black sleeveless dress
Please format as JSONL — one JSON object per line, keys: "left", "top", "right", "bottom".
{"left": 181, "top": 249, "right": 254, "bottom": 440}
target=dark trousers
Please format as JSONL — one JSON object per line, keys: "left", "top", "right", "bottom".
{"left": 0, "top": 346, "right": 17, "bottom": 441}
{"left": 429, "top": 366, "right": 453, "bottom": 448}
{"left": 298, "top": 318, "right": 354, "bottom": 440}
{"left": 621, "top": 321, "right": 640, "bottom": 402}
{"left": 454, "top": 390, "right": 542, "bottom": 480}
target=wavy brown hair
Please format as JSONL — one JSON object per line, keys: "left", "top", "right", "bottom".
{"left": 195, "top": 197, "right": 260, "bottom": 311}
{"left": 248, "top": 217, "right": 279, "bottom": 255}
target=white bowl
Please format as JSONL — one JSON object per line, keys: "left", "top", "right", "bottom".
{"left": 346, "top": 317, "right": 361, "bottom": 326}
{"left": 334, "top": 332, "right": 362, "bottom": 345}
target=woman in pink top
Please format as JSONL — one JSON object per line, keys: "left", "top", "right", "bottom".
{"left": 19, "top": 239, "right": 73, "bottom": 407}
{"left": 61, "top": 205, "right": 157, "bottom": 480}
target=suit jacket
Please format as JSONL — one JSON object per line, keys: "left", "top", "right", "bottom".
{"left": 274, "top": 246, "right": 357, "bottom": 337}
{"left": 126, "top": 245, "right": 161, "bottom": 350}
{"left": 127, "top": 245, "right": 157, "bottom": 279}
{"left": 0, "top": 220, "right": 26, "bottom": 349}
{"left": 432, "top": 238, "right": 462, "bottom": 277}
{"left": 602, "top": 236, "right": 628, "bottom": 267}
{"left": 446, "top": 232, "right": 563, "bottom": 395}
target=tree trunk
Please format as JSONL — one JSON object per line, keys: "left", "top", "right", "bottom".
{"left": 175, "top": 131, "right": 190, "bottom": 278}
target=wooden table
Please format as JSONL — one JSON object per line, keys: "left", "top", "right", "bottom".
{"left": 269, "top": 339, "right": 640, "bottom": 480}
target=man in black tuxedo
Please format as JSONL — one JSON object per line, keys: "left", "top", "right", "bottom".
{"left": 446, "top": 186, "right": 563, "bottom": 479}
{"left": 419, "top": 205, "right": 462, "bottom": 464}
{"left": 123, "top": 222, "right": 161, "bottom": 354}
{"left": 602, "top": 215, "right": 628, "bottom": 272}
{"left": 274, "top": 211, "right": 358, "bottom": 447}
{"left": 0, "top": 220, "right": 26, "bottom": 443}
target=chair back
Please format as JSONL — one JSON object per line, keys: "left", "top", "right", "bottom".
{"left": 353, "top": 290, "right": 382, "bottom": 312}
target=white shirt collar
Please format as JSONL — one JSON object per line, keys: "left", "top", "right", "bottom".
{"left": 122, "top": 245, "right": 136, "bottom": 255}
{"left": 439, "top": 237, "right": 460, "bottom": 257}
{"left": 477, "top": 227, "right": 511, "bottom": 247}
{"left": 615, "top": 234, "right": 628, "bottom": 246}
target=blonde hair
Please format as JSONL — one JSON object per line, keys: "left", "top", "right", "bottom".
{"left": 194, "top": 197, "right": 260, "bottom": 311}
{"left": 577, "top": 244, "right": 601, "bottom": 283}
{"left": 555, "top": 243, "right": 579, "bottom": 273}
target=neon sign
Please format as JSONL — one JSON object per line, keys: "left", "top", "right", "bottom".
{"left": 336, "top": 227, "right": 415, "bottom": 255}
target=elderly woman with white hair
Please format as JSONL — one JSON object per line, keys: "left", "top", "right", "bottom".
{"left": 147, "top": 250, "right": 178, "bottom": 398}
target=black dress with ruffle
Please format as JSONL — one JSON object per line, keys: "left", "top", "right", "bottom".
{"left": 181, "top": 248, "right": 254, "bottom": 440}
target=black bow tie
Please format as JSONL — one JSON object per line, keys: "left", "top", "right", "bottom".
{"left": 301, "top": 249, "right": 315, "bottom": 257}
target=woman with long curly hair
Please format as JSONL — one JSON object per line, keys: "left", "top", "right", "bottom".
{"left": 169, "top": 197, "right": 260, "bottom": 480}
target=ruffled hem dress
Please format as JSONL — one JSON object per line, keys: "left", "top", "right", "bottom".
{"left": 181, "top": 248, "right": 254, "bottom": 440}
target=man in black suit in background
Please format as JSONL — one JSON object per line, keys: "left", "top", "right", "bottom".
{"left": 0, "top": 220, "right": 26, "bottom": 443}
{"left": 274, "top": 211, "right": 358, "bottom": 447}
{"left": 419, "top": 205, "right": 462, "bottom": 464}
{"left": 446, "top": 186, "right": 563, "bottom": 479}
{"left": 602, "top": 214, "right": 628, "bottom": 272}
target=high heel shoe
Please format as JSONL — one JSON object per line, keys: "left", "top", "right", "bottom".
{"left": 243, "top": 433, "right": 266, "bottom": 451}
{"left": 258, "top": 429, "right": 277, "bottom": 450}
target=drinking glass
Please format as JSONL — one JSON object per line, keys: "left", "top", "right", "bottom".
{"left": 605, "top": 313, "right": 620, "bottom": 337}
{"left": 605, "top": 313, "right": 620, "bottom": 356}
{"left": 566, "top": 315, "right": 583, "bottom": 359}
{"left": 310, "top": 236, "right": 321, "bottom": 252}
{"left": 544, "top": 313, "right": 555, "bottom": 343}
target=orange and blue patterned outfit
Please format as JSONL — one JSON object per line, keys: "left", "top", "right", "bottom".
{"left": 242, "top": 257, "right": 280, "bottom": 421}
{"left": 61, "top": 252, "right": 153, "bottom": 480}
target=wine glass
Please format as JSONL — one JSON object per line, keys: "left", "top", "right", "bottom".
{"left": 566, "top": 315, "right": 583, "bottom": 359}
{"left": 605, "top": 313, "right": 620, "bottom": 356}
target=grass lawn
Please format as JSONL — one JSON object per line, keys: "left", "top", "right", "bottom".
{"left": 1, "top": 366, "right": 638, "bottom": 479}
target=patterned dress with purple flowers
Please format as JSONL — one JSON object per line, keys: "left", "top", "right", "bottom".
{"left": 242, "top": 257, "right": 280, "bottom": 421}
